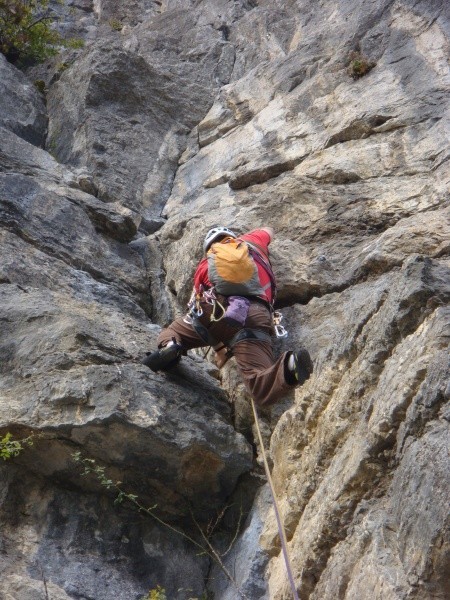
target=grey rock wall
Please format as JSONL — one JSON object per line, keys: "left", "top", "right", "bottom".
{"left": 0, "top": 0, "right": 449, "bottom": 599}
{"left": 0, "top": 55, "right": 47, "bottom": 147}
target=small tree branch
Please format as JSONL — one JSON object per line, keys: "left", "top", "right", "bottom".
{"left": 26, "top": 14, "right": 53, "bottom": 29}
{"left": 190, "top": 510, "right": 250, "bottom": 600}
{"left": 72, "top": 452, "right": 250, "bottom": 599}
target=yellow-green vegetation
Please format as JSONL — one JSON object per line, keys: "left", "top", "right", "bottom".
{"left": 56, "top": 60, "right": 69, "bottom": 72}
{"left": 348, "top": 51, "right": 376, "bottom": 79}
{"left": 65, "top": 37, "right": 84, "bottom": 49}
{"left": 141, "top": 587, "right": 212, "bottom": 599}
{"left": 33, "top": 78, "right": 46, "bottom": 93}
{"left": 0, "top": 432, "right": 35, "bottom": 460}
{"left": 108, "top": 17, "right": 123, "bottom": 32}
{"left": 141, "top": 586, "right": 167, "bottom": 600}
{"left": 0, "top": 0, "right": 84, "bottom": 67}
{"left": 47, "top": 127, "right": 60, "bottom": 158}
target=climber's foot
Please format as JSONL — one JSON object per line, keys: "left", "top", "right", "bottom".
{"left": 142, "top": 342, "right": 183, "bottom": 372}
{"left": 286, "top": 349, "right": 313, "bottom": 385}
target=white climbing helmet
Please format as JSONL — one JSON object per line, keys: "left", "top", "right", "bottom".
{"left": 203, "top": 226, "right": 237, "bottom": 253}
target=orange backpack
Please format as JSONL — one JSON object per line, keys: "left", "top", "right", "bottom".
{"left": 207, "top": 237, "right": 265, "bottom": 297}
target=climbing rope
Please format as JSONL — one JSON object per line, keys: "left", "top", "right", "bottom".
{"left": 250, "top": 398, "right": 300, "bottom": 600}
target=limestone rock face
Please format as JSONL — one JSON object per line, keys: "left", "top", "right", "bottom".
{"left": 45, "top": 11, "right": 236, "bottom": 228}
{"left": 265, "top": 257, "right": 449, "bottom": 599}
{"left": 1, "top": 0, "right": 449, "bottom": 599}
{"left": 0, "top": 55, "right": 47, "bottom": 147}
{"left": 0, "top": 22, "right": 252, "bottom": 598}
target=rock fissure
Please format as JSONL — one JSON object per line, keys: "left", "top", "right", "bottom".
{"left": 229, "top": 156, "right": 306, "bottom": 190}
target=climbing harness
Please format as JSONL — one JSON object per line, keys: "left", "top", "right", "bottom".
{"left": 191, "top": 316, "right": 218, "bottom": 347}
{"left": 184, "top": 288, "right": 289, "bottom": 353}
{"left": 250, "top": 398, "right": 300, "bottom": 600}
{"left": 183, "top": 289, "right": 224, "bottom": 345}
{"left": 228, "top": 327, "right": 272, "bottom": 347}
{"left": 184, "top": 288, "right": 227, "bottom": 323}
{"left": 273, "top": 310, "right": 288, "bottom": 338}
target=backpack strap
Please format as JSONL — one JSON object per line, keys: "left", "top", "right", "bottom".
{"left": 244, "top": 240, "right": 277, "bottom": 306}
{"left": 242, "top": 239, "right": 270, "bottom": 262}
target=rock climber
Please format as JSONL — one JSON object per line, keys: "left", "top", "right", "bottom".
{"left": 142, "top": 226, "right": 313, "bottom": 407}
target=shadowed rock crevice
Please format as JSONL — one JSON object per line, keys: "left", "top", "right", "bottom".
{"left": 0, "top": 55, "right": 48, "bottom": 147}
{"left": 0, "top": 461, "right": 211, "bottom": 600}
{"left": 229, "top": 155, "right": 306, "bottom": 190}
{"left": 324, "top": 115, "right": 397, "bottom": 148}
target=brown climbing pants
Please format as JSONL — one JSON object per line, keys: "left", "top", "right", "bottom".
{"left": 157, "top": 301, "right": 293, "bottom": 407}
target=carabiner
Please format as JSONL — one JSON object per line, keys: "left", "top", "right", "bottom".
{"left": 209, "top": 298, "right": 226, "bottom": 322}
{"left": 193, "top": 306, "right": 203, "bottom": 317}
{"left": 275, "top": 323, "right": 288, "bottom": 338}
{"left": 273, "top": 310, "right": 288, "bottom": 338}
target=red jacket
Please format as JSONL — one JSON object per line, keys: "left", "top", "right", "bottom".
{"left": 194, "top": 229, "right": 275, "bottom": 304}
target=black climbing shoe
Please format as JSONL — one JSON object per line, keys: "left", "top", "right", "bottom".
{"left": 142, "top": 343, "right": 183, "bottom": 372}
{"left": 286, "top": 349, "right": 313, "bottom": 386}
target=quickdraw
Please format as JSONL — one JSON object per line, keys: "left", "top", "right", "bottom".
{"left": 183, "top": 289, "right": 203, "bottom": 324}
{"left": 209, "top": 297, "right": 226, "bottom": 322}
{"left": 273, "top": 310, "right": 288, "bottom": 338}
{"left": 184, "top": 287, "right": 226, "bottom": 324}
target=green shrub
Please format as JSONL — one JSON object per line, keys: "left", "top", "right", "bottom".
{"left": 348, "top": 51, "right": 376, "bottom": 80}
{"left": 0, "top": 0, "right": 84, "bottom": 67}
{"left": 108, "top": 17, "right": 123, "bottom": 32}
{"left": 33, "top": 78, "right": 46, "bottom": 93}
{"left": 141, "top": 587, "right": 167, "bottom": 600}
{"left": 0, "top": 432, "right": 35, "bottom": 459}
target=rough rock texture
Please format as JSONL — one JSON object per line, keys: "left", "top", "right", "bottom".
{"left": 265, "top": 258, "right": 449, "bottom": 599}
{"left": 209, "top": 485, "right": 272, "bottom": 600}
{"left": 0, "top": 34, "right": 252, "bottom": 598}
{"left": 45, "top": 8, "right": 237, "bottom": 229}
{"left": 0, "top": 55, "right": 47, "bottom": 147}
{"left": 1, "top": 0, "right": 449, "bottom": 599}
